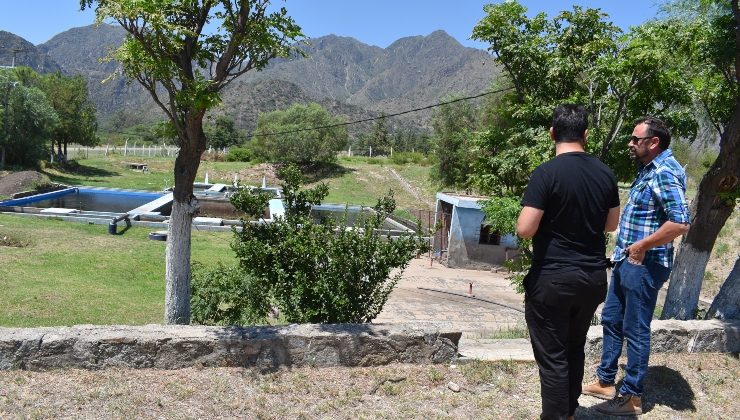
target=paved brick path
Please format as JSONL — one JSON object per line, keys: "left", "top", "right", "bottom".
{"left": 376, "top": 257, "right": 525, "bottom": 334}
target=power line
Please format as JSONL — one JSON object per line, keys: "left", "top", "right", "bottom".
{"left": 100, "top": 86, "right": 513, "bottom": 141}
{"left": 245, "top": 86, "right": 514, "bottom": 139}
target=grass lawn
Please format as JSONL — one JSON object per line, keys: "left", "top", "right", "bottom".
{"left": 41, "top": 155, "right": 438, "bottom": 211}
{"left": 312, "top": 157, "right": 437, "bottom": 210}
{"left": 1, "top": 155, "right": 438, "bottom": 327}
{"left": 0, "top": 214, "right": 234, "bottom": 327}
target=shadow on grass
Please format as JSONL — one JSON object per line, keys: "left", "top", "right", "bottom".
{"left": 43, "top": 161, "right": 120, "bottom": 185}
{"left": 642, "top": 365, "right": 696, "bottom": 412}
{"left": 298, "top": 163, "right": 354, "bottom": 184}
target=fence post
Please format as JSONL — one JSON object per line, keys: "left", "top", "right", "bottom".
{"left": 369, "top": 146, "right": 372, "bottom": 158}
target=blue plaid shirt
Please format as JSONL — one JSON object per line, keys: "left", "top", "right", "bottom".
{"left": 613, "top": 149, "right": 690, "bottom": 269}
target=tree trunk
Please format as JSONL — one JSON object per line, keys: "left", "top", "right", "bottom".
{"left": 706, "top": 257, "right": 740, "bottom": 320}
{"left": 163, "top": 118, "right": 206, "bottom": 325}
{"left": 164, "top": 198, "right": 197, "bottom": 324}
{"left": 662, "top": 102, "right": 740, "bottom": 320}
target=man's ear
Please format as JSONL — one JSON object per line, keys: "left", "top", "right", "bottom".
{"left": 649, "top": 136, "right": 661, "bottom": 152}
{"left": 549, "top": 127, "right": 555, "bottom": 142}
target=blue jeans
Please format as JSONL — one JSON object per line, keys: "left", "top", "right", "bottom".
{"left": 596, "top": 259, "right": 671, "bottom": 396}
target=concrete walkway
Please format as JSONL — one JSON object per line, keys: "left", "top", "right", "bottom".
{"left": 375, "top": 257, "right": 535, "bottom": 361}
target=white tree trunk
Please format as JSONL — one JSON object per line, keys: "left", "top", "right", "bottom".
{"left": 662, "top": 243, "right": 711, "bottom": 319}
{"left": 706, "top": 257, "right": 740, "bottom": 320}
{"left": 164, "top": 198, "right": 198, "bottom": 324}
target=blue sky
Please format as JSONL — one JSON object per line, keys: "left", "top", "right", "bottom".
{"left": 1, "top": 1, "right": 661, "bottom": 49}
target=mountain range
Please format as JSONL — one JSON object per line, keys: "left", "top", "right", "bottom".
{"left": 1, "top": 24, "right": 498, "bottom": 135}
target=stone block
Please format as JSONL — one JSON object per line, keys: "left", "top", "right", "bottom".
{"left": 586, "top": 319, "right": 740, "bottom": 357}
{"left": 0, "top": 323, "right": 461, "bottom": 371}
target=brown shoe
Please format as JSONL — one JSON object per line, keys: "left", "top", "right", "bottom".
{"left": 594, "top": 394, "right": 643, "bottom": 416}
{"left": 582, "top": 380, "right": 617, "bottom": 400}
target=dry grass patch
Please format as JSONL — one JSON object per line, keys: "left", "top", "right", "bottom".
{"left": 1, "top": 353, "right": 735, "bottom": 418}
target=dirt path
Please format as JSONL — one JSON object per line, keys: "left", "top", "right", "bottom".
{"left": 386, "top": 167, "right": 435, "bottom": 209}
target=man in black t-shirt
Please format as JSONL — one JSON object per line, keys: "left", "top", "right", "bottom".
{"left": 516, "top": 104, "right": 620, "bottom": 420}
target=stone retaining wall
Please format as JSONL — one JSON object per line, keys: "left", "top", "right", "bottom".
{"left": 0, "top": 323, "right": 461, "bottom": 371}
{"left": 586, "top": 319, "right": 740, "bottom": 357}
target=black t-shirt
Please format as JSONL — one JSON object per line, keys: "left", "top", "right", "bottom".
{"left": 521, "top": 152, "right": 619, "bottom": 269}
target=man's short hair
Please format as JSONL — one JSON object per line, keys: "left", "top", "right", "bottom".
{"left": 634, "top": 116, "right": 671, "bottom": 150}
{"left": 552, "top": 104, "right": 588, "bottom": 143}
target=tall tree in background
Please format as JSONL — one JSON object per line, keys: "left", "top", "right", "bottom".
{"left": 81, "top": 0, "right": 303, "bottom": 324}
{"left": 0, "top": 69, "right": 58, "bottom": 167}
{"left": 204, "top": 115, "right": 242, "bottom": 149}
{"left": 252, "top": 102, "right": 347, "bottom": 165}
{"left": 662, "top": 0, "right": 740, "bottom": 319}
{"left": 430, "top": 95, "right": 478, "bottom": 189}
{"left": 40, "top": 72, "right": 98, "bottom": 161}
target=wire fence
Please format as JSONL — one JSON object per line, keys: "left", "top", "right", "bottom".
{"left": 67, "top": 143, "right": 179, "bottom": 159}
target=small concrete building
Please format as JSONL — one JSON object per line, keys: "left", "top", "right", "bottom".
{"left": 433, "top": 192, "right": 518, "bottom": 270}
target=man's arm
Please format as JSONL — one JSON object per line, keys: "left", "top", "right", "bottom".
{"left": 625, "top": 221, "right": 690, "bottom": 264}
{"left": 627, "top": 168, "right": 691, "bottom": 264}
{"left": 605, "top": 206, "right": 620, "bottom": 232}
{"left": 516, "top": 206, "right": 544, "bottom": 238}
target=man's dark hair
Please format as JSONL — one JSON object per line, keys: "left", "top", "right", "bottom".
{"left": 634, "top": 116, "right": 671, "bottom": 150}
{"left": 552, "top": 104, "right": 588, "bottom": 143}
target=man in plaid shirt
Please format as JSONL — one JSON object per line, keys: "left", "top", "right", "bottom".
{"left": 585, "top": 117, "right": 690, "bottom": 416}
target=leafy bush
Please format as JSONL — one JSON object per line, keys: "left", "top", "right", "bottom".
{"left": 191, "top": 262, "right": 265, "bottom": 325}
{"left": 225, "top": 146, "right": 253, "bottom": 162}
{"left": 191, "top": 164, "right": 428, "bottom": 325}
{"left": 481, "top": 196, "right": 529, "bottom": 293}
{"left": 390, "top": 152, "right": 428, "bottom": 165}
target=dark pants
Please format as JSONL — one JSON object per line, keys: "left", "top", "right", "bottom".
{"left": 524, "top": 266, "right": 607, "bottom": 420}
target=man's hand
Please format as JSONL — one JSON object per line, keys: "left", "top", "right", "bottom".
{"left": 626, "top": 242, "right": 646, "bottom": 265}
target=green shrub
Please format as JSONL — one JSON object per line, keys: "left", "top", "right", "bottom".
{"left": 390, "top": 152, "right": 428, "bottom": 165}
{"left": 225, "top": 146, "right": 253, "bottom": 162}
{"left": 191, "top": 262, "right": 266, "bottom": 325}
{"left": 481, "top": 196, "right": 529, "bottom": 293}
{"left": 192, "top": 164, "right": 428, "bottom": 324}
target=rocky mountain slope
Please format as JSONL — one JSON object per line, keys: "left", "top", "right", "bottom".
{"left": 0, "top": 31, "right": 61, "bottom": 73}
{"left": 4, "top": 24, "right": 498, "bottom": 134}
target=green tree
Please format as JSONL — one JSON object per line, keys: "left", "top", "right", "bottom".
{"left": 82, "top": 0, "right": 304, "bottom": 324}
{"left": 0, "top": 70, "right": 58, "bottom": 167}
{"left": 39, "top": 72, "right": 98, "bottom": 162}
{"left": 391, "top": 127, "right": 431, "bottom": 154}
{"left": 369, "top": 114, "right": 391, "bottom": 156}
{"left": 191, "top": 165, "right": 427, "bottom": 324}
{"left": 660, "top": 0, "right": 740, "bottom": 320}
{"left": 204, "top": 115, "right": 242, "bottom": 149}
{"left": 252, "top": 102, "right": 347, "bottom": 165}
{"left": 430, "top": 95, "right": 478, "bottom": 189}
{"left": 469, "top": 1, "right": 697, "bottom": 289}
{"left": 471, "top": 1, "right": 694, "bottom": 183}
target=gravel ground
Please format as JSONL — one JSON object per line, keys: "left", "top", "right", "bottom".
{"left": 0, "top": 353, "right": 736, "bottom": 419}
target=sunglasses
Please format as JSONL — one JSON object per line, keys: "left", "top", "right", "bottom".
{"left": 628, "top": 135, "right": 654, "bottom": 144}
